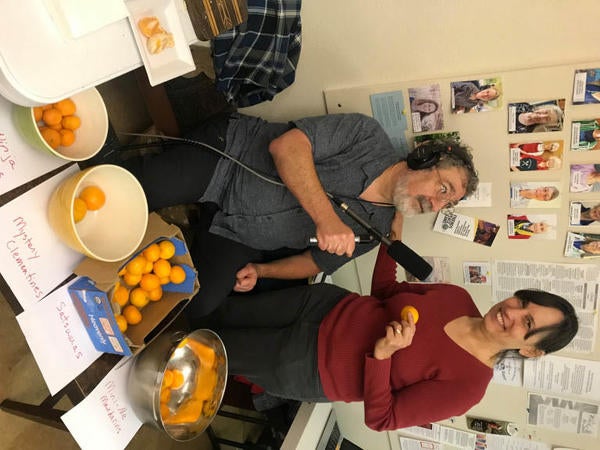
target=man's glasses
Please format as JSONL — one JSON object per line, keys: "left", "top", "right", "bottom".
{"left": 435, "top": 168, "right": 461, "bottom": 209}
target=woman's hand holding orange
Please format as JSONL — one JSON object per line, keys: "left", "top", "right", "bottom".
{"left": 373, "top": 314, "right": 416, "bottom": 360}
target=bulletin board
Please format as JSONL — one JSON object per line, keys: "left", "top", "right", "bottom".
{"left": 324, "top": 62, "right": 600, "bottom": 450}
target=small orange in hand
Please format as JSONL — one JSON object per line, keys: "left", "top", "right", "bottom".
{"left": 53, "top": 98, "right": 76, "bottom": 116}
{"left": 122, "top": 305, "right": 142, "bottom": 325}
{"left": 62, "top": 114, "right": 81, "bottom": 130}
{"left": 400, "top": 305, "right": 419, "bottom": 324}
{"left": 40, "top": 127, "right": 61, "bottom": 149}
{"left": 158, "top": 240, "right": 176, "bottom": 259}
{"left": 73, "top": 197, "right": 87, "bottom": 223}
{"left": 169, "top": 265, "right": 186, "bottom": 284}
{"left": 79, "top": 185, "right": 106, "bottom": 210}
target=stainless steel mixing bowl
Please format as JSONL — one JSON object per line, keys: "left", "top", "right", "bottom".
{"left": 127, "top": 329, "right": 228, "bottom": 441}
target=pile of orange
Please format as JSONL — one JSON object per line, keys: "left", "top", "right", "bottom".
{"left": 112, "top": 239, "right": 187, "bottom": 333}
{"left": 160, "top": 338, "right": 219, "bottom": 424}
{"left": 73, "top": 185, "right": 106, "bottom": 223}
{"left": 33, "top": 98, "right": 82, "bottom": 150}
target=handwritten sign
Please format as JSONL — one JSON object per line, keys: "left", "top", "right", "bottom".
{"left": 62, "top": 357, "right": 143, "bottom": 450}
{"left": 0, "top": 96, "right": 66, "bottom": 196}
{"left": 0, "top": 165, "right": 82, "bottom": 310}
{"left": 16, "top": 278, "right": 102, "bottom": 395}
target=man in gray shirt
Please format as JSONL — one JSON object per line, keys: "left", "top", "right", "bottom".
{"left": 120, "top": 112, "right": 478, "bottom": 317}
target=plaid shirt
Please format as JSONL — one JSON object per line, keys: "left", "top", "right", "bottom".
{"left": 211, "top": 0, "right": 302, "bottom": 107}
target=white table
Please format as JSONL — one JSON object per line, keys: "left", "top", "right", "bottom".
{"left": 0, "top": 0, "right": 197, "bottom": 106}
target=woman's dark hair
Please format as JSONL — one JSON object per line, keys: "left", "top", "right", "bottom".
{"left": 516, "top": 288, "right": 578, "bottom": 354}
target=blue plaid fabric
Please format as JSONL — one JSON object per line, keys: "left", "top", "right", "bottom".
{"left": 211, "top": 0, "right": 302, "bottom": 107}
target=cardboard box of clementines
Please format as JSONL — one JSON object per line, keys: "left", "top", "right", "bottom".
{"left": 69, "top": 212, "right": 200, "bottom": 356}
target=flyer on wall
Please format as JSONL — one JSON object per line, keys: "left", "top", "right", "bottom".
{"left": 570, "top": 118, "right": 600, "bottom": 150}
{"left": 569, "top": 200, "right": 600, "bottom": 226}
{"left": 564, "top": 231, "right": 600, "bottom": 258}
{"left": 569, "top": 163, "right": 600, "bottom": 193}
{"left": 507, "top": 99, "right": 565, "bottom": 134}
{"left": 509, "top": 180, "right": 562, "bottom": 208}
{"left": 507, "top": 214, "right": 557, "bottom": 240}
{"left": 450, "top": 77, "right": 502, "bottom": 114}
{"left": 572, "top": 68, "right": 600, "bottom": 104}
{"left": 509, "top": 140, "right": 564, "bottom": 172}
{"left": 407, "top": 84, "right": 444, "bottom": 133}
{"left": 433, "top": 211, "right": 500, "bottom": 247}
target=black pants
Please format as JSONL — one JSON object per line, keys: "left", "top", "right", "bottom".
{"left": 203, "top": 283, "right": 350, "bottom": 401}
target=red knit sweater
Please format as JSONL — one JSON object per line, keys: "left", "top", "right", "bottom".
{"left": 317, "top": 245, "right": 493, "bottom": 431}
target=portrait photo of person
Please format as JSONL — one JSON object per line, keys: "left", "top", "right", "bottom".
{"left": 508, "top": 99, "right": 565, "bottom": 134}
{"left": 408, "top": 84, "right": 444, "bottom": 133}
{"left": 473, "top": 220, "right": 499, "bottom": 247}
{"left": 450, "top": 77, "right": 502, "bottom": 114}
{"left": 573, "top": 68, "right": 600, "bottom": 105}
{"left": 571, "top": 119, "right": 600, "bottom": 151}
{"left": 507, "top": 214, "right": 557, "bottom": 240}
{"left": 509, "top": 141, "right": 563, "bottom": 172}
{"left": 564, "top": 231, "right": 600, "bottom": 258}
{"left": 510, "top": 181, "right": 562, "bottom": 208}
{"left": 569, "top": 163, "right": 600, "bottom": 193}
{"left": 569, "top": 200, "right": 600, "bottom": 226}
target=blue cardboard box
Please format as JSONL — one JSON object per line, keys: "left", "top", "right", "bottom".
{"left": 70, "top": 213, "right": 200, "bottom": 356}
{"left": 69, "top": 276, "right": 132, "bottom": 356}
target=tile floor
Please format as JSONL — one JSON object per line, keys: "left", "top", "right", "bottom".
{"left": 0, "top": 45, "right": 264, "bottom": 450}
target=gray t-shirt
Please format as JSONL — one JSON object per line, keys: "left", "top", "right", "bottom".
{"left": 201, "top": 112, "right": 406, "bottom": 273}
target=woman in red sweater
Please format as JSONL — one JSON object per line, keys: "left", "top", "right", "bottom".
{"left": 205, "top": 245, "right": 578, "bottom": 431}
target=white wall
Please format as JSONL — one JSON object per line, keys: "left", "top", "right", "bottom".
{"left": 240, "top": 2, "right": 600, "bottom": 449}
{"left": 243, "top": 0, "right": 600, "bottom": 121}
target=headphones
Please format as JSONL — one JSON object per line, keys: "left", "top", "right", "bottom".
{"left": 406, "top": 141, "right": 472, "bottom": 171}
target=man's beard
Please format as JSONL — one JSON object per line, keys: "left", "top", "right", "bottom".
{"left": 392, "top": 175, "right": 433, "bottom": 217}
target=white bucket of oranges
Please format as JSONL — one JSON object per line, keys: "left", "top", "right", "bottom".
{"left": 12, "top": 87, "right": 108, "bottom": 161}
{"left": 48, "top": 164, "right": 148, "bottom": 262}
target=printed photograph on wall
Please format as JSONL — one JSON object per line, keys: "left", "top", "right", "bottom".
{"left": 570, "top": 118, "right": 600, "bottom": 150}
{"left": 569, "top": 200, "right": 600, "bottom": 226}
{"left": 564, "top": 231, "right": 600, "bottom": 258}
{"left": 507, "top": 214, "right": 557, "bottom": 240}
{"left": 408, "top": 84, "right": 444, "bottom": 133}
{"left": 572, "top": 68, "right": 600, "bottom": 105}
{"left": 569, "top": 163, "right": 600, "bottom": 193}
{"left": 450, "top": 77, "right": 502, "bottom": 114}
{"left": 509, "top": 140, "right": 563, "bottom": 171}
{"left": 508, "top": 99, "right": 565, "bottom": 134}
{"left": 509, "top": 181, "right": 562, "bottom": 208}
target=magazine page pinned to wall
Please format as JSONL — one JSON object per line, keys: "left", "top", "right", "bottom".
{"left": 507, "top": 214, "right": 557, "bottom": 240}
{"left": 573, "top": 68, "right": 600, "bottom": 105}
{"left": 569, "top": 200, "right": 600, "bottom": 226}
{"left": 509, "top": 140, "right": 564, "bottom": 172}
{"left": 570, "top": 163, "right": 600, "bottom": 193}
{"left": 450, "top": 77, "right": 502, "bottom": 114}
{"left": 463, "top": 261, "right": 492, "bottom": 285}
{"left": 570, "top": 118, "right": 600, "bottom": 151}
{"left": 407, "top": 84, "right": 444, "bottom": 133}
{"left": 433, "top": 211, "right": 500, "bottom": 247}
{"left": 564, "top": 231, "right": 600, "bottom": 258}
{"left": 508, "top": 98, "right": 565, "bottom": 134}
{"left": 509, "top": 180, "right": 562, "bottom": 208}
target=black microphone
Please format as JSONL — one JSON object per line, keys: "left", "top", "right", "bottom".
{"left": 327, "top": 194, "right": 433, "bottom": 281}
